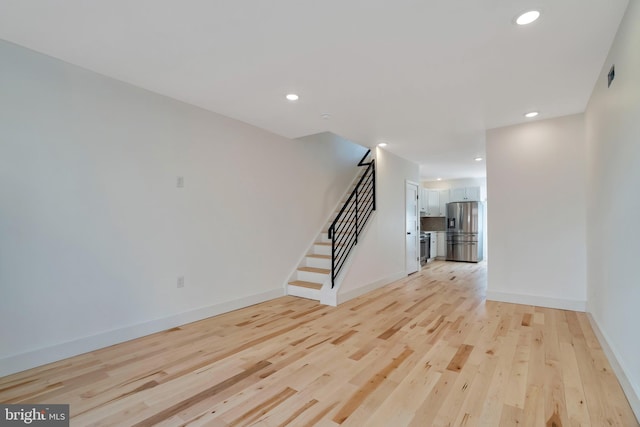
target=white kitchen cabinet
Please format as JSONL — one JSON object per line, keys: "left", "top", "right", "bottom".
{"left": 436, "top": 231, "right": 446, "bottom": 258}
{"left": 429, "top": 233, "right": 437, "bottom": 259}
{"left": 450, "top": 186, "right": 481, "bottom": 202}
{"left": 420, "top": 188, "right": 443, "bottom": 216}
{"left": 465, "top": 186, "right": 481, "bottom": 201}
{"left": 450, "top": 187, "right": 465, "bottom": 202}
{"left": 426, "top": 190, "right": 439, "bottom": 216}
{"left": 439, "top": 190, "right": 449, "bottom": 217}
{"left": 419, "top": 188, "right": 428, "bottom": 213}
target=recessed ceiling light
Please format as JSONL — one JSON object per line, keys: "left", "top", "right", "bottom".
{"left": 474, "top": 157, "right": 483, "bottom": 162}
{"left": 516, "top": 10, "right": 540, "bottom": 25}
{"left": 524, "top": 111, "right": 539, "bottom": 118}
{"left": 285, "top": 93, "right": 299, "bottom": 101}
{"left": 321, "top": 113, "right": 331, "bottom": 120}
{"left": 377, "top": 142, "right": 388, "bottom": 147}
{"left": 437, "top": 178, "right": 442, "bottom": 181}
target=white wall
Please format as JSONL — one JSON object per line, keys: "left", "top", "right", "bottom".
{"left": 485, "top": 114, "right": 587, "bottom": 311}
{"left": 585, "top": 0, "right": 640, "bottom": 415}
{"left": 0, "top": 40, "right": 367, "bottom": 375}
{"left": 337, "top": 148, "right": 420, "bottom": 301}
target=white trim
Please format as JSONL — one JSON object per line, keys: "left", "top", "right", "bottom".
{"left": 586, "top": 313, "right": 640, "bottom": 421}
{"left": 336, "top": 270, "right": 407, "bottom": 305}
{"left": 486, "top": 291, "right": 586, "bottom": 312}
{"left": 0, "top": 288, "right": 283, "bottom": 377}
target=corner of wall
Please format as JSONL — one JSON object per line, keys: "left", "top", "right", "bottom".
{"left": 586, "top": 313, "right": 640, "bottom": 421}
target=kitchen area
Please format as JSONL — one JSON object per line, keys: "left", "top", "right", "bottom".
{"left": 419, "top": 183, "right": 485, "bottom": 265}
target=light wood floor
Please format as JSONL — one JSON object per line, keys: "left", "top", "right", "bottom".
{"left": 0, "top": 261, "right": 637, "bottom": 426}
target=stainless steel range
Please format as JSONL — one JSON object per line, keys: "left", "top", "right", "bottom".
{"left": 419, "top": 231, "right": 430, "bottom": 264}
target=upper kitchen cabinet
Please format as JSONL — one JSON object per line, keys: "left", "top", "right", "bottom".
{"left": 450, "top": 186, "right": 481, "bottom": 202}
{"left": 419, "top": 188, "right": 428, "bottom": 213}
{"left": 427, "top": 190, "right": 439, "bottom": 216}
{"left": 439, "top": 190, "right": 449, "bottom": 216}
{"left": 420, "top": 188, "right": 443, "bottom": 216}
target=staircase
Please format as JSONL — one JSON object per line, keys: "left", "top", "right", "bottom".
{"left": 287, "top": 150, "right": 375, "bottom": 304}
{"left": 286, "top": 245, "right": 332, "bottom": 301}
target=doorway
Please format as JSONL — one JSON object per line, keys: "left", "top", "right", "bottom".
{"left": 405, "top": 181, "right": 419, "bottom": 274}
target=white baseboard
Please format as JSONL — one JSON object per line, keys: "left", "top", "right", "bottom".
{"left": 0, "top": 288, "right": 283, "bottom": 377}
{"left": 586, "top": 313, "right": 640, "bottom": 421}
{"left": 336, "top": 270, "right": 407, "bottom": 305}
{"left": 486, "top": 291, "right": 586, "bottom": 312}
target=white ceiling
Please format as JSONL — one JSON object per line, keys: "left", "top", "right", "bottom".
{"left": 0, "top": 0, "right": 629, "bottom": 180}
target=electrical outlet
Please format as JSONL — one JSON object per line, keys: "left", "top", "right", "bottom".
{"left": 177, "top": 176, "right": 184, "bottom": 188}
{"left": 177, "top": 276, "right": 185, "bottom": 288}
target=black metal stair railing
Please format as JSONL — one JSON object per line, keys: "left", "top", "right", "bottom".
{"left": 327, "top": 150, "right": 376, "bottom": 288}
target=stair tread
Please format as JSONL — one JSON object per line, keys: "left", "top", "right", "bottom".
{"left": 288, "top": 280, "right": 323, "bottom": 290}
{"left": 298, "top": 266, "right": 331, "bottom": 274}
{"left": 315, "top": 241, "right": 348, "bottom": 245}
{"left": 307, "top": 254, "right": 331, "bottom": 259}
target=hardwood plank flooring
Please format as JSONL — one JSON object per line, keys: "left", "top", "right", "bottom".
{"left": 0, "top": 261, "right": 637, "bottom": 426}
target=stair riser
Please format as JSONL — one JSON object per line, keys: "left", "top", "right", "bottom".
{"left": 314, "top": 244, "right": 331, "bottom": 255}
{"left": 287, "top": 285, "right": 321, "bottom": 301}
{"left": 306, "top": 257, "right": 331, "bottom": 269}
{"left": 297, "top": 270, "right": 330, "bottom": 283}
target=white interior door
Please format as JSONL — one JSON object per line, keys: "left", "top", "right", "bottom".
{"left": 405, "top": 181, "right": 419, "bottom": 274}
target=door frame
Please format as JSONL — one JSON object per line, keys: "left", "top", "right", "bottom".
{"left": 405, "top": 180, "right": 420, "bottom": 274}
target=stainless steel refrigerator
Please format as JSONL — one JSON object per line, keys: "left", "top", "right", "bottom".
{"left": 446, "top": 201, "right": 483, "bottom": 262}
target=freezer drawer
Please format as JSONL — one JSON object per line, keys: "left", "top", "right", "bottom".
{"left": 447, "top": 241, "right": 481, "bottom": 262}
{"left": 446, "top": 233, "right": 478, "bottom": 243}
